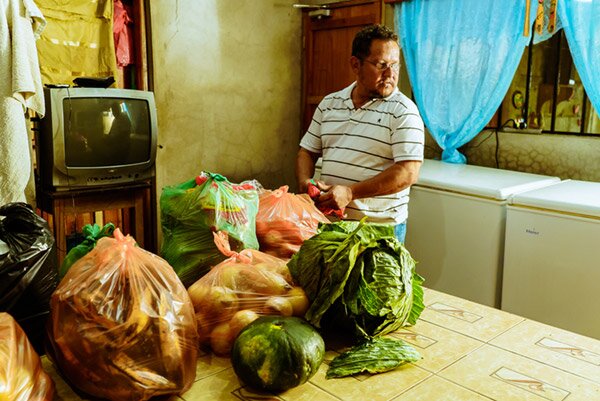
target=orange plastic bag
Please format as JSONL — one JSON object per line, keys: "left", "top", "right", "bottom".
{"left": 46, "top": 229, "right": 198, "bottom": 401}
{"left": 0, "top": 312, "right": 54, "bottom": 401}
{"left": 256, "top": 185, "right": 329, "bottom": 259}
{"left": 187, "top": 232, "right": 309, "bottom": 356}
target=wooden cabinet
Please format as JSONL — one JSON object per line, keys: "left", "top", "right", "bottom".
{"left": 37, "top": 182, "right": 155, "bottom": 264}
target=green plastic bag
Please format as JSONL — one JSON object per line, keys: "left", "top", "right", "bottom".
{"left": 160, "top": 172, "right": 259, "bottom": 287}
{"left": 59, "top": 223, "right": 115, "bottom": 278}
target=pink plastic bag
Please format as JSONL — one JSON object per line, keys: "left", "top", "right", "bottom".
{"left": 0, "top": 313, "right": 54, "bottom": 401}
{"left": 256, "top": 185, "right": 329, "bottom": 259}
{"left": 187, "top": 232, "right": 309, "bottom": 356}
{"left": 47, "top": 229, "right": 198, "bottom": 401}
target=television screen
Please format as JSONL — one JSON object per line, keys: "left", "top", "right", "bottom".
{"left": 36, "top": 87, "right": 158, "bottom": 191}
{"left": 64, "top": 97, "right": 151, "bottom": 168}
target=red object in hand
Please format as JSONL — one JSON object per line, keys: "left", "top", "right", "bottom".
{"left": 307, "top": 183, "right": 344, "bottom": 218}
{"left": 307, "top": 183, "right": 321, "bottom": 199}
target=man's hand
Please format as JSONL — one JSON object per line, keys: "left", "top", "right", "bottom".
{"left": 299, "top": 178, "right": 314, "bottom": 194}
{"left": 305, "top": 179, "right": 329, "bottom": 197}
{"left": 317, "top": 184, "right": 353, "bottom": 210}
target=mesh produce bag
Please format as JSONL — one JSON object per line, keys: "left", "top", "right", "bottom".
{"left": 0, "top": 312, "right": 54, "bottom": 401}
{"left": 160, "top": 171, "right": 259, "bottom": 287}
{"left": 256, "top": 185, "right": 329, "bottom": 259}
{"left": 187, "top": 232, "right": 309, "bottom": 356}
{"left": 46, "top": 229, "right": 198, "bottom": 401}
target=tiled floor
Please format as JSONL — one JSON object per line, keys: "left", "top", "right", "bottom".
{"left": 43, "top": 288, "right": 600, "bottom": 401}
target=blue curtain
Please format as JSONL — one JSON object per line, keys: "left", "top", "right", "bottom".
{"left": 396, "top": 1, "right": 536, "bottom": 163}
{"left": 558, "top": 0, "right": 600, "bottom": 115}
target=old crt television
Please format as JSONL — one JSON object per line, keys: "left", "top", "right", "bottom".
{"left": 36, "top": 87, "right": 158, "bottom": 191}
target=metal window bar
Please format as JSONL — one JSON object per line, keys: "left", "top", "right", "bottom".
{"left": 580, "top": 91, "right": 588, "bottom": 135}
{"left": 523, "top": 31, "right": 534, "bottom": 127}
{"left": 550, "top": 32, "right": 562, "bottom": 133}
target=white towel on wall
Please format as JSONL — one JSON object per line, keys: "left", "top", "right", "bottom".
{"left": 0, "top": 0, "right": 46, "bottom": 205}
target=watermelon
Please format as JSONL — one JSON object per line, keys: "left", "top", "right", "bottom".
{"left": 231, "top": 316, "right": 324, "bottom": 392}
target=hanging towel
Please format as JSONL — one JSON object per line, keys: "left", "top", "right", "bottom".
{"left": 0, "top": 0, "right": 46, "bottom": 205}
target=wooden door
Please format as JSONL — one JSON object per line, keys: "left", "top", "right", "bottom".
{"left": 301, "top": 0, "right": 382, "bottom": 132}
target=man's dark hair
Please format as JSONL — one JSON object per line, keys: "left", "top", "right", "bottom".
{"left": 352, "top": 24, "right": 398, "bottom": 60}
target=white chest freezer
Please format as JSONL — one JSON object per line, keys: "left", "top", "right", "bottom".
{"left": 405, "top": 159, "right": 560, "bottom": 307}
{"left": 502, "top": 180, "right": 600, "bottom": 339}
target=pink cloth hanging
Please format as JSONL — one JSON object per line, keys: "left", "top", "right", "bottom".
{"left": 113, "top": 0, "right": 134, "bottom": 67}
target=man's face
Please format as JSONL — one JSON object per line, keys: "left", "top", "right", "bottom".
{"left": 352, "top": 39, "right": 400, "bottom": 99}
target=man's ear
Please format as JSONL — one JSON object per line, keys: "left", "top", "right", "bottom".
{"left": 350, "top": 56, "right": 361, "bottom": 74}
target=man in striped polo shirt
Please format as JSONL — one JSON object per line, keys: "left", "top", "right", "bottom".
{"left": 296, "top": 24, "right": 424, "bottom": 242}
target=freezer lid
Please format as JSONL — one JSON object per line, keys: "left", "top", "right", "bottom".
{"left": 415, "top": 159, "right": 560, "bottom": 200}
{"left": 510, "top": 180, "right": 600, "bottom": 217}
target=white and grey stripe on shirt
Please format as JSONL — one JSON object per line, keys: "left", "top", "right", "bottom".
{"left": 300, "top": 82, "right": 424, "bottom": 224}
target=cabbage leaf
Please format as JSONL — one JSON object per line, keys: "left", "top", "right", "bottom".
{"left": 326, "top": 337, "right": 421, "bottom": 378}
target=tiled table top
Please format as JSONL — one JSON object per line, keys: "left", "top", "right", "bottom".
{"left": 43, "top": 288, "right": 600, "bottom": 401}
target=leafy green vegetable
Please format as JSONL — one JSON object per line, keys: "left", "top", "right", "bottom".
{"left": 59, "top": 223, "right": 115, "bottom": 278}
{"left": 326, "top": 337, "right": 421, "bottom": 378}
{"left": 287, "top": 219, "right": 425, "bottom": 377}
{"left": 288, "top": 219, "right": 424, "bottom": 338}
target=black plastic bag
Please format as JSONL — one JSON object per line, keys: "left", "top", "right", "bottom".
{"left": 0, "top": 202, "right": 59, "bottom": 352}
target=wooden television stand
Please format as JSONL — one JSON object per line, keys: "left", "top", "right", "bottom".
{"left": 36, "top": 180, "right": 157, "bottom": 265}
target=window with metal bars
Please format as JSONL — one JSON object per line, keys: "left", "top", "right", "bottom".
{"left": 488, "top": 30, "right": 600, "bottom": 135}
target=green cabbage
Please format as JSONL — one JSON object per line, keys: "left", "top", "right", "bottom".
{"left": 287, "top": 219, "right": 425, "bottom": 377}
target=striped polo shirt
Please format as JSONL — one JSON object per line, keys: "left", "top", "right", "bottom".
{"left": 300, "top": 82, "right": 424, "bottom": 224}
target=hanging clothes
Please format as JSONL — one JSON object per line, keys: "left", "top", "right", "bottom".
{"left": 0, "top": 0, "right": 46, "bottom": 205}
{"left": 35, "top": 0, "right": 117, "bottom": 86}
{"left": 533, "top": 0, "right": 562, "bottom": 44}
{"left": 113, "top": 0, "right": 133, "bottom": 67}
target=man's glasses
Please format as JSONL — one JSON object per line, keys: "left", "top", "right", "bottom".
{"left": 363, "top": 59, "right": 400, "bottom": 72}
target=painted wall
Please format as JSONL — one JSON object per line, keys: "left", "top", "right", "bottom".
{"left": 425, "top": 130, "right": 600, "bottom": 181}
{"left": 149, "top": 1, "right": 302, "bottom": 197}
